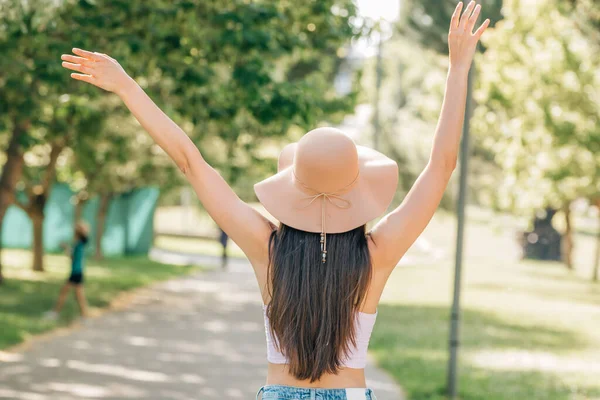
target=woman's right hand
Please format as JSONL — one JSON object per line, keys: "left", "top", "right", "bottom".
{"left": 448, "top": 1, "right": 490, "bottom": 70}
{"left": 61, "top": 48, "right": 134, "bottom": 96}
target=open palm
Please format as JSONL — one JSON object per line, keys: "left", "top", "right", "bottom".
{"left": 61, "top": 48, "right": 132, "bottom": 94}
{"left": 448, "top": 1, "right": 490, "bottom": 69}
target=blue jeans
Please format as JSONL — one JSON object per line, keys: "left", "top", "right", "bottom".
{"left": 256, "top": 385, "right": 377, "bottom": 399}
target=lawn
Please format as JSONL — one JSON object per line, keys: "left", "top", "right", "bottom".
{"left": 0, "top": 250, "right": 198, "bottom": 350}
{"left": 154, "top": 234, "right": 246, "bottom": 259}
{"left": 152, "top": 205, "right": 600, "bottom": 399}
{"left": 371, "top": 209, "right": 600, "bottom": 400}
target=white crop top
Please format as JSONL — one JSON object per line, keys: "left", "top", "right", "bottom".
{"left": 263, "top": 305, "right": 377, "bottom": 369}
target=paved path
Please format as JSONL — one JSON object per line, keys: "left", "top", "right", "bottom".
{"left": 0, "top": 251, "right": 404, "bottom": 399}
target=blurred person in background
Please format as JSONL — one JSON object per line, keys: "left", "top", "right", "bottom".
{"left": 219, "top": 228, "right": 229, "bottom": 269}
{"left": 44, "top": 221, "right": 90, "bottom": 320}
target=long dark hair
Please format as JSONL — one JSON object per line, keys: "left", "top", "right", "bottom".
{"left": 266, "top": 223, "right": 372, "bottom": 382}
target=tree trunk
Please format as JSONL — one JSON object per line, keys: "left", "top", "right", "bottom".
{"left": 0, "top": 124, "right": 27, "bottom": 283}
{"left": 593, "top": 200, "right": 600, "bottom": 282}
{"left": 30, "top": 208, "right": 45, "bottom": 272}
{"left": 593, "top": 227, "right": 600, "bottom": 283}
{"left": 73, "top": 197, "right": 87, "bottom": 229}
{"left": 95, "top": 193, "right": 112, "bottom": 260}
{"left": 562, "top": 203, "right": 574, "bottom": 270}
{"left": 26, "top": 142, "right": 64, "bottom": 272}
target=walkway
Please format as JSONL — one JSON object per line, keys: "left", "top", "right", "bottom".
{"left": 0, "top": 250, "right": 404, "bottom": 399}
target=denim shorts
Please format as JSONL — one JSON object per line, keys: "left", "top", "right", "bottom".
{"left": 256, "top": 385, "right": 377, "bottom": 400}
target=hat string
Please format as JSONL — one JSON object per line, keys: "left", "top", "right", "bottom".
{"left": 293, "top": 171, "right": 359, "bottom": 263}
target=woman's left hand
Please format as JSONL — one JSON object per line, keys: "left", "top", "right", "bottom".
{"left": 61, "top": 48, "right": 133, "bottom": 96}
{"left": 448, "top": 1, "right": 490, "bottom": 71}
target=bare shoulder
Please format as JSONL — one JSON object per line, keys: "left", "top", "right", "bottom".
{"left": 367, "top": 231, "right": 397, "bottom": 273}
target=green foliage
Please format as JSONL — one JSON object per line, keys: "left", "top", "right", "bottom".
{"left": 472, "top": 0, "right": 600, "bottom": 212}
{"left": 1, "top": 0, "right": 363, "bottom": 204}
{"left": 388, "top": 0, "right": 504, "bottom": 210}
{"left": 360, "top": 1, "right": 504, "bottom": 209}
{"left": 564, "top": 0, "right": 600, "bottom": 39}
{"left": 399, "top": 0, "right": 503, "bottom": 55}
{"left": 127, "top": 0, "right": 364, "bottom": 196}
{"left": 362, "top": 37, "right": 449, "bottom": 201}
{"left": 60, "top": 99, "right": 178, "bottom": 203}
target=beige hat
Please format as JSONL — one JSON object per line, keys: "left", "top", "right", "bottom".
{"left": 254, "top": 127, "right": 398, "bottom": 262}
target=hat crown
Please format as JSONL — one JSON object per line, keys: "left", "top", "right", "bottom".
{"left": 293, "top": 128, "right": 359, "bottom": 194}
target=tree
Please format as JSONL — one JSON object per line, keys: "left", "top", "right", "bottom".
{"left": 471, "top": 0, "right": 600, "bottom": 271}
{"left": 0, "top": 126, "right": 25, "bottom": 283}
{"left": 1, "top": 0, "right": 363, "bottom": 279}
{"left": 63, "top": 103, "right": 177, "bottom": 259}
{"left": 0, "top": 0, "right": 76, "bottom": 275}
{"left": 13, "top": 98, "right": 105, "bottom": 271}
{"left": 141, "top": 0, "right": 364, "bottom": 191}
{"left": 67, "top": 0, "right": 364, "bottom": 247}
{"left": 361, "top": 36, "right": 451, "bottom": 203}
{"left": 565, "top": 0, "right": 600, "bottom": 282}
{"left": 565, "top": 0, "right": 600, "bottom": 42}
{"left": 362, "top": 0, "right": 503, "bottom": 208}
{"left": 592, "top": 199, "right": 600, "bottom": 282}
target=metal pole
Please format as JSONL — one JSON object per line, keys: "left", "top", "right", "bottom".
{"left": 373, "top": 36, "right": 383, "bottom": 151}
{"left": 447, "top": 63, "right": 475, "bottom": 399}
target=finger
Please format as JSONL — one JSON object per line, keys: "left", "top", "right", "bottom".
{"left": 62, "top": 61, "right": 91, "bottom": 74}
{"left": 474, "top": 18, "right": 491, "bottom": 38}
{"left": 459, "top": 1, "right": 476, "bottom": 29}
{"left": 70, "top": 73, "right": 95, "bottom": 84}
{"left": 62, "top": 61, "right": 92, "bottom": 75}
{"left": 450, "top": 2, "right": 463, "bottom": 29}
{"left": 72, "top": 48, "right": 103, "bottom": 61}
{"left": 96, "top": 52, "right": 115, "bottom": 62}
{"left": 61, "top": 54, "right": 92, "bottom": 65}
{"left": 467, "top": 4, "right": 482, "bottom": 32}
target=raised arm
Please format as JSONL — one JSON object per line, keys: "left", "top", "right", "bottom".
{"left": 61, "top": 49, "right": 273, "bottom": 265}
{"left": 369, "top": 1, "right": 490, "bottom": 270}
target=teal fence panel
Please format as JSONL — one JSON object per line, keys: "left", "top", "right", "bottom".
{"left": 126, "top": 187, "right": 159, "bottom": 255}
{"left": 1, "top": 183, "right": 159, "bottom": 256}
{"left": 2, "top": 192, "right": 31, "bottom": 249}
{"left": 99, "top": 193, "right": 128, "bottom": 257}
{"left": 43, "top": 184, "right": 76, "bottom": 252}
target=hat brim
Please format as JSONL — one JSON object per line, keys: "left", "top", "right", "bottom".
{"left": 254, "top": 145, "right": 398, "bottom": 234}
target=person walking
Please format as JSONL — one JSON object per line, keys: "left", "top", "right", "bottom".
{"left": 59, "top": 2, "right": 488, "bottom": 398}
{"left": 44, "top": 221, "right": 90, "bottom": 320}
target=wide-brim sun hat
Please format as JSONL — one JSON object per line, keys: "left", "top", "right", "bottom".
{"left": 254, "top": 127, "right": 398, "bottom": 261}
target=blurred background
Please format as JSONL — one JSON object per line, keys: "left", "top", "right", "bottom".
{"left": 0, "top": 0, "right": 599, "bottom": 399}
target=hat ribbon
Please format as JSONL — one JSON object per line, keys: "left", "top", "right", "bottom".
{"left": 293, "top": 171, "right": 358, "bottom": 263}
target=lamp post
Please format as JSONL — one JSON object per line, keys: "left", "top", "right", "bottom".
{"left": 447, "top": 63, "right": 475, "bottom": 399}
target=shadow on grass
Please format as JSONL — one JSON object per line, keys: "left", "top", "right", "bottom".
{"left": 521, "top": 260, "right": 592, "bottom": 281}
{"left": 472, "top": 280, "right": 600, "bottom": 308}
{"left": 370, "top": 304, "right": 599, "bottom": 400}
{"left": 519, "top": 262, "right": 600, "bottom": 306}
{"left": 0, "top": 256, "right": 197, "bottom": 349}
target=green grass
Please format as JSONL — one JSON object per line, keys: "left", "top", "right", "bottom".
{"left": 0, "top": 250, "right": 199, "bottom": 350}
{"left": 154, "top": 234, "right": 246, "bottom": 259}
{"left": 152, "top": 205, "right": 600, "bottom": 398}
{"left": 371, "top": 210, "right": 600, "bottom": 400}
